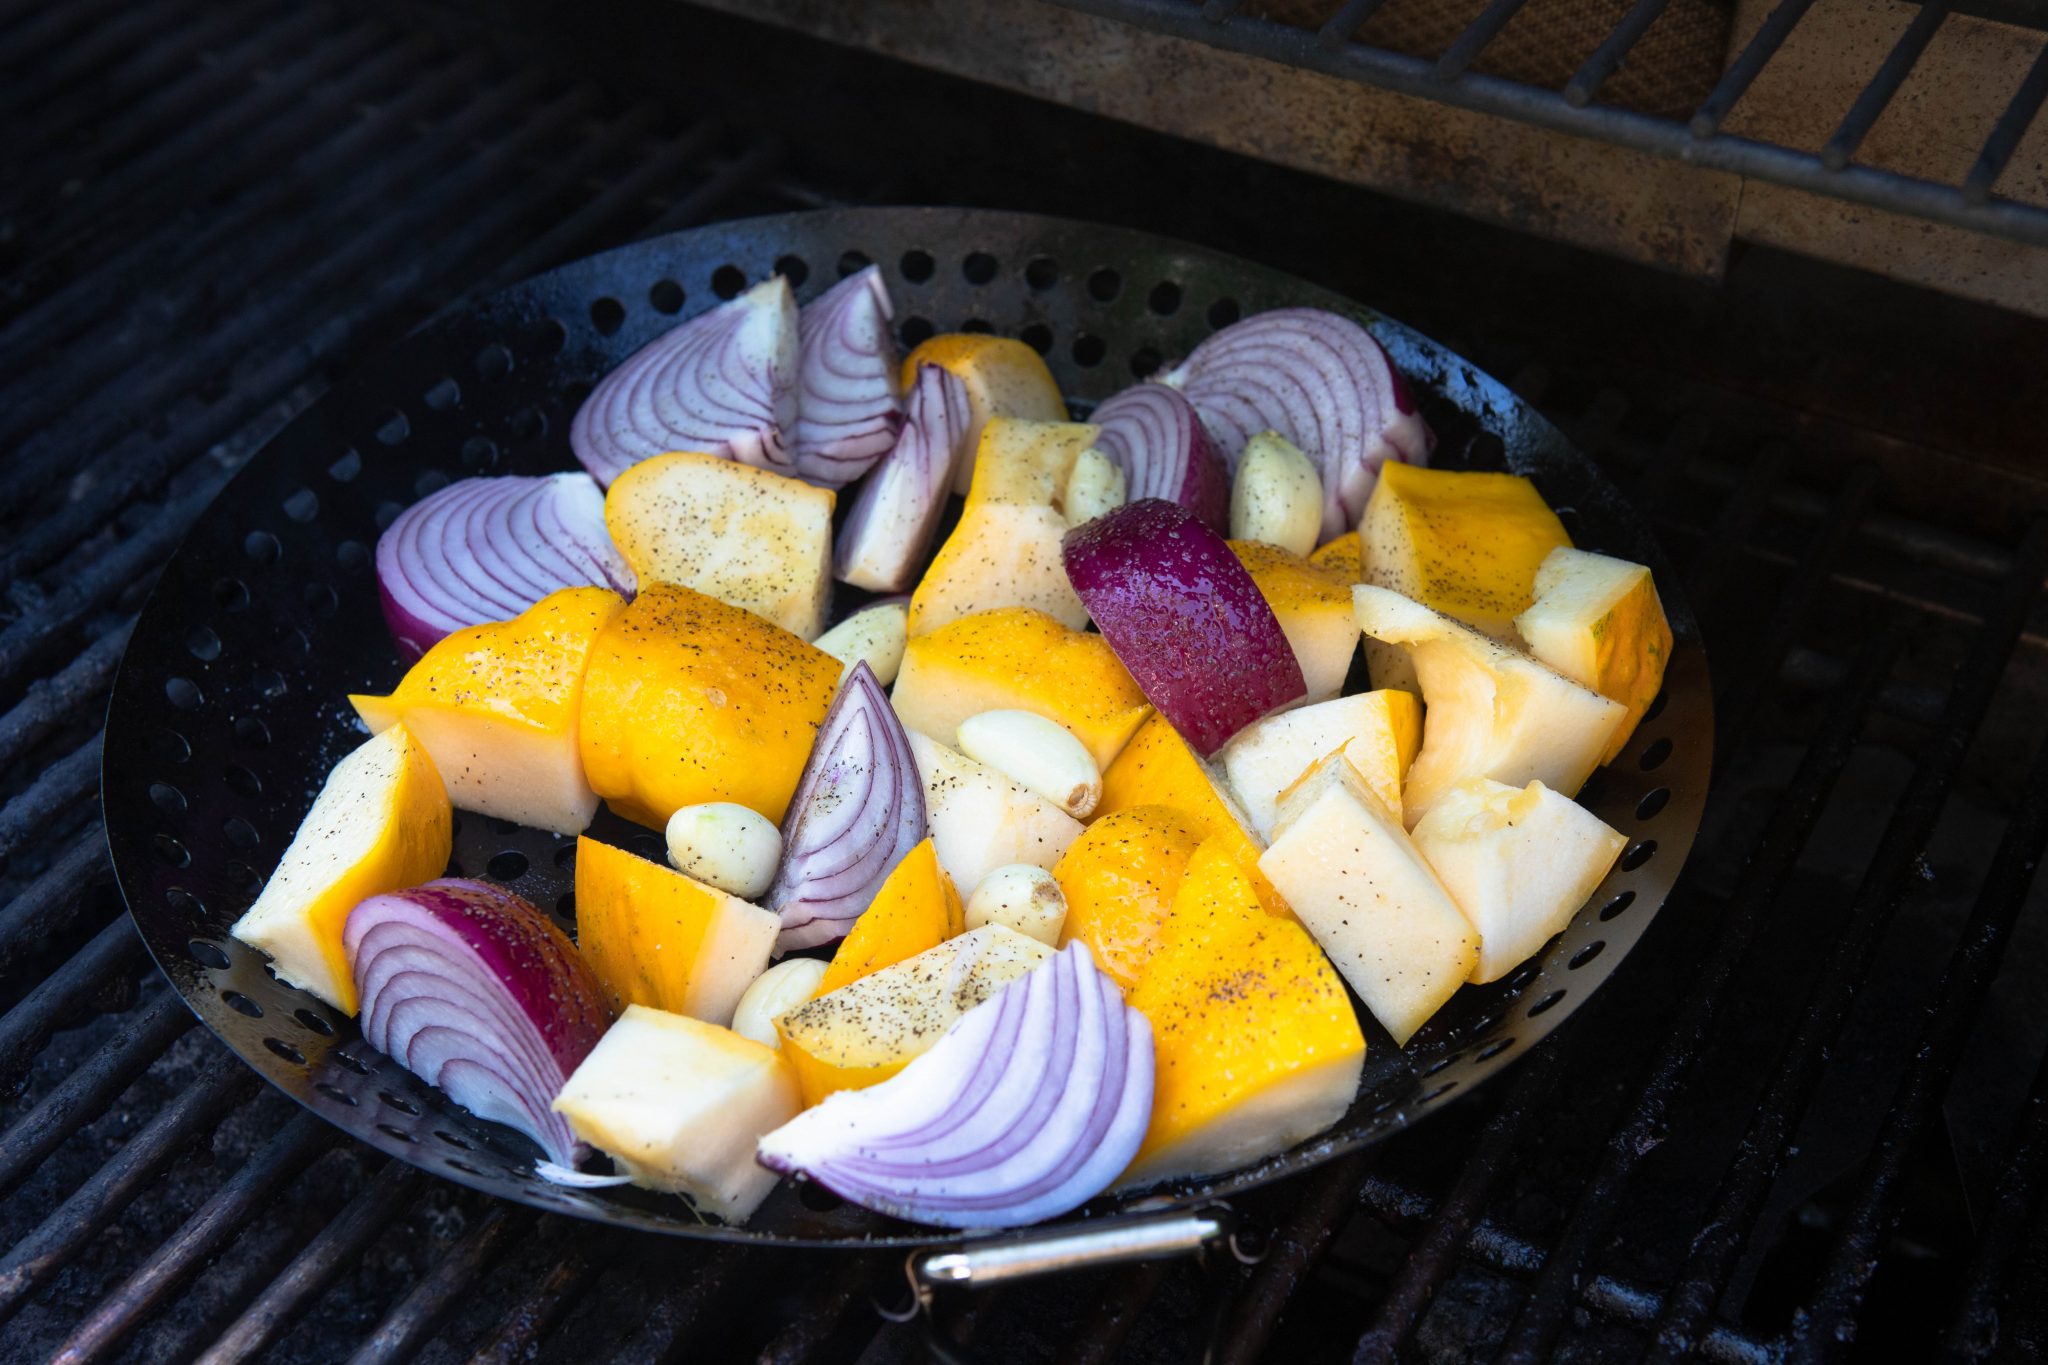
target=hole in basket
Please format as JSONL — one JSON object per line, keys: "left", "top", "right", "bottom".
{"left": 630, "top": 833, "right": 666, "bottom": 860}
{"left": 475, "top": 343, "right": 513, "bottom": 379}
{"left": 798, "top": 1179, "right": 844, "bottom": 1212}
{"left": 187, "top": 938, "right": 229, "bottom": 968}
{"left": 149, "top": 781, "right": 186, "bottom": 816}
{"left": 164, "top": 676, "right": 201, "bottom": 709}
{"left": 553, "top": 842, "right": 578, "bottom": 869}
{"left": 164, "top": 888, "right": 203, "bottom": 919}
{"left": 533, "top": 318, "right": 568, "bottom": 356}
{"left": 1599, "top": 890, "right": 1636, "bottom": 921}
{"left": 1476, "top": 1038, "right": 1514, "bottom": 1061}
{"left": 234, "top": 717, "right": 271, "bottom": 749}
{"left": 1207, "top": 297, "right": 1241, "bottom": 329}
{"left": 153, "top": 729, "right": 191, "bottom": 764}
{"left": 506, "top": 406, "right": 546, "bottom": 440}
{"left": 1637, "top": 787, "right": 1671, "bottom": 820}
{"left": 376, "top": 1123, "right": 417, "bottom": 1143}
{"left": 1087, "top": 267, "right": 1122, "bottom": 301}
{"left": 649, "top": 279, "right": 685, "bottom": 314}
{"left": 1024, "top": 256, "right": 1059, "bottom": 290}
{"left": 1421, "top": 1053, "right": 1457, "bottom": 1077}
{"left": 900, "top": 316, "right": 934, "bottom": 350}
{"left": 415, "top": 470, "right": 449, "bottom": 499}
{"left": 244, "top": 531, "right": 281, "bottom": 563}
{"left": 315, "top": 1083, "right": 357, "bottom": 1106}
{"left": 380, "top": 1091, "right": 422, "bottom": 1116}
{"left": 337, "top": 540, "right": 369, "bottom": 571}
{"left": 333, "top": 1051, "right": 372, "bottom": 1076}
{"left": 836, "top": 250, "right": 870, "bottom": 278}
{"left": 375, "top": 412, "right": 410, "bottom": 446}
{"left": 487, "top": 850, "right": 529, "bottom": 881}
{"left": 556, "top": 892, "right": 576, "bottom": 919}
{"left": 960, "top": 318, "right": 993, "bottom": 335}
{"left": 226, "top": 860, "right": 262, "bottom": 891}
{"left": 962, "top": 252, "right": 998, "bottom": 285}
{"left": 303, "top": 583, "right": 338, "bottom": 617}
{"left": 460, "top": 436, "right": 499, "bottom": 472}
{"left": 712, "top": 264, "right": 747, "bottom": 299}
{"left": 282, "top": 488, "right": 319, "bottom": 522}
{"left": 1019, "top": 323, "right": 1052, "bottom": 355}
{"left": 1644, "top": 691, "right": 1669, "bottom": 722}
{"left": 1149, "top": 280, "right": 1182, "bottom": 315}
{"left": 1419, "top": 1082, "right": 1457, "bottom": 1103}
{"left": 252, "top": 669, "right": 287, "bottom": 699}
{"left": 264, "top": 1038, "right": 305, "bottom": 1064}
{"left": 1505, "top": 962, "right": 1540, "bottom": 991}
{"left": 213, "top": 577, "right": 249, "bottom": 611}
{"left": 374, "top": 502, "right": 404, "bottom": 531}
{"left": 1071, "top": 335, "right": 1106, "bottom": 367}
{"left": 1527, "top": 990, "right": 1566, "bottom": 1018}
{"left": 222, "top": 817, "right": 260, "bottom": 850}
{"left": 899, "top": 250, "right": 934, "bottom": 283}
{"left": 1130, "top": 347, "right": 1162, "bottom": 379}
{"left": 423, "top": 377, "right": 461, "bottom": 411}
{"left": 448, "top": 1160, "right": 481, "bottom": 1175}
{"left": 1621, "top": 840, "right": 1657, "bottom": 871}
{"left": 1370, "top": 1096, "right": 1399, "bottom": 1117}
{"left": 1569, "top": 941, "right": 1607, "bottom": 970}
{"left": 327, "top": 449, "right": 362, "bottom": 483}
{"left": 224, "top": 765, "right": 261, "bottom": 796}
{"left": 775, "top": 254, "right": 810, "bottom": 287}
{"left": 186, "top": 627, "right": 221, "bottom": 662}
{"left": 1639, "top": 737, "right": 1672, "bottom": 770}
{"left": 589, "top": 297, "right": 625, "bottom": 336}
{"left": 435, "top": 1130, "right": 473, "bottom": 1150}
{"left": 296, "top": 1008, "right": 334, "bottom": 1036}
{"left": 222, "top": 990, "right": 262, "bottom": 1018}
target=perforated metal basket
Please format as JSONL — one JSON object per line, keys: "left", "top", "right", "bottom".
{"left": 102, "top": 207, "right": 1710, "bottom": 1257}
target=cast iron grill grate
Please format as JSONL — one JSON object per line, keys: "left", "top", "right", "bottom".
{"left": 3, "top": 0, "right": 2048, "bottom": 1360}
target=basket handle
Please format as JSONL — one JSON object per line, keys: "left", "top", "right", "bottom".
{"left": 907, "top": 1205, "right": 1239, "bottom": 1293}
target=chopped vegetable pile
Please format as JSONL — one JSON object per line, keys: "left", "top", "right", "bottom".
{"left": 230, "top": 267, "right": 1674, "bottom": 1229}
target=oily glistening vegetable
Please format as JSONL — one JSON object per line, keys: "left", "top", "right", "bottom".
{"left": 228, "top": 274, "right": 1676, "bottom": 1231}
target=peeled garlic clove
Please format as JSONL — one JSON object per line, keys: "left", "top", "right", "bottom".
{"left": 964, "top": 864, "right": 1068, "bottom": 946}
{"left": 1064, "top": 446, "right": 1128, "bottom": 527}
{"left": 666, "top": 802, "right": 782, "bottom": 900}
{"left": 730, "top": 957, "right": 830, "bottom": 1047}
{"left": 955, "top": 709, "right": 1102, "bottom": 819}
{"left": 813, "top": 600, "right": 910, "bottom": 685}
{"left": 1230, "top": 431, "right": 1322, "bottom": 556}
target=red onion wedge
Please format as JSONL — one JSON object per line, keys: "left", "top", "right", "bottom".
{"left": 757, "top": 942, "right": 1152, "bottom": 1228}
{"left": 766, "top": 661, "right": 927, "bottom": 951}
{"left": 345, "top": 878, "right": 612, "bottom": 1166}
{"left": 376, "top": 472, "right": 633, "bottom": 660}
{"left": 791, "top": 265, "right": 903, "bottom": 487}
{"left": 833, "top": 363, "right": 969, "bottom": 593}
{"left": 1162, "top": 308, "right": 1434, "bottom": 541}
{"left": 1087, "top": 384, "right": 1230, "bottom": 533}
{"left": 570, "top": 276, "right": 798, "bottom": 486}
{"left": 1063, "top": 499, "right": 1306, "bottom": 757}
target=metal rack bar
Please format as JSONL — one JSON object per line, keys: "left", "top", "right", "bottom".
{"left": 1567, "top": 0, "right": 1674, "bottom": 107}
{"left": 1966, "top": 41, "right": 2048, "bottom": 205}
{"left": 462, "top": 1228, "right": 608, "bottom": 1365}
{"left": 0, "top": 624, "right": 129, "bottom": 772}
{"left": 0, "top": 735, "right": 101, "bottom": 863}
{"left": 1435, "top": 0, "right": 1530, "bottom": 82}
{"left": 1316, "top": 0, "right": 1391, "bottom": 53}
{"left": 0, "top": 917, "right": 145, "bottom": 1083}
{"left": 346, "top": 1203, "right": 532, "bottom": 1365}
{"left": 0, "top": 831, "right": 113, "bottom": 969}
{"left": 1215, "top": 1151, "right": 1374, "bottom": 1364}
{"left": 1820, "top": 0, "right": 1951, "bottom": 172}
{"left": 1941, "top": 1040, "right": 2048, "bottom": 1361}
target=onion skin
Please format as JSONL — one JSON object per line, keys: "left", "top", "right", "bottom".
{"left": 756, "top": 942, "right": 1151, "bottom": 1228}
{"left": 345, "top": 878, "right": 612, "bottom": 1165}
{"left": 1164, "top": 308, "right": 1434, "bottom": 540}
{"left": 766, "top": 661, "right": 928, "bottom": 951}
{"left": 375, "top": 473, "right": 634, "bottom": 660}
{"left": 1063, "top": 499, "right": 1306, "bottom": 757}
{"left": 570, "top": 277, "right": 798, "bottom": 486}
{"left": 833, "top": 363, "right": 969, "bottom": 593}
{"left": 791, "top": 266, "right": 903, "bottom": 487}
{"left": 1087, "top": 385, "right": 1229, "bottom": 533}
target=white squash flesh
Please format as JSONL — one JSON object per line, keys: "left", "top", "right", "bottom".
{"left": 907, "top": 731, "right": 1084, "bottom": 899}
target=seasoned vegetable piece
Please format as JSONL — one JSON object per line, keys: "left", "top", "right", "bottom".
{"left": 900, "top": 333, "right": 1068, "bottom": 494}
{"left": 665, "top": 803, "right": 782, "bottom": 900}
{"left": 964, "top": 864, "right": 1068, "bottom": 946}
{"left": 910, "top": 732, "right": 1084, "bottom": 900}
{"left": 730, "top": 958, "right": 829, "bottom": 1049}
{"left": 813, "top": 601, "right": 909, "bottom": 685}
{"left": 1054, "top": 806, "right": 1206, "bottom": 991}
{"left": 956, "top": 709, "right": 1103, "bottom": 819}
{"left": 815, "top": 838, "right": 963, "bottom": 995}
{"left": 1087, "top": 383, "right": 1231, "bottom": 532}
{"left": 1229, "top": 431, "right": 1321, "bottom": 556}
{"left": 1515, "top": 547, "right": 1672, "bottom": 764}
{"left": 1097, "top": 714, "right": 1286, "bottom": 917}
{"left": 1229, "top": 540, "right": 1362, "bottom": 704}
{"left": 1219, "top": 689, "right": 1422, "bottom": 837}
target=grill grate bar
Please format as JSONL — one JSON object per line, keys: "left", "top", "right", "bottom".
{"left": 608, "top": 1248, "right": 758, "bottom": 1365}
{"left": 0, "top": 0, "right": 129, "bottom": 77}
{"left": 0, "top": 917, "right": 144, "bottom": 1084}
{"left": 461, "top": 1228, "right": 608, "bottom": 1365}
{"left": 1820, "top": 0, "right": 1951, "bottom": 172}
{"left": 756, "top": 1255, "right": 885, "bottom": 1364}
{"left": 1214, "top": 1150, "right": 1374, "bottom": 1364}
{"left": 196, "top": 1159, "right": 429, "bottom": 1365}
{"left": 49, "top": 1112, "right": 337, "bottom": 1364}
{"left": 1790, "top": 731, "right": 2048, "bottom": 1359}
{"left": 1941, "top": 1039, "right": 2048, "bottom": 1361}
{"left": 1564, "top": 0, "right": 1673, "bottom": 107}
{"left": 0, "top": 829, "right": 120, "bottom": 976}
{"left": 0, "top": 623, "right": 129, "bottom": 773}
{"left": 1494, "top": 631, "right": 1900, "bottom": 1363}
{"left": 6, "top": 3, "right": 249, "bottom": 154}
{"left": 1056, "top": 1261, "right": 1173, "bottom": 1364}
{"left": 0, "top": 989, "right": 190, "bottom": 1200}
{"left": 1435, "top": 0, "right": 1532, "bottom": 82}
{"left": 1693, "top": 0, "right": 1818, "bottom": 139}
{"left": 1316, "top": 0, "right": 1392, "bottom": 52}
{"left": 0, "top": 734, "right": 101, "bottom": 864}
{"left": 345, "top": 1204, "right": 532, "bottom": 1365}
{"left": 1966, "top": 40, "right": 2048, "bottom": 205}
{"left": 1645, "top": 520, "right": 2048, "bottom": 1361}
{"left": 0, "top": 0, "right": 195, "bottom": 127}
{"left": 0, "top": 1053, "right": 251, "bottom": 1328}
{"left": 1353, "top": 1045, "right": 1563, "bottom": 1360}
{"left": 636, "top": 138, "right": 791, "bottom": 240}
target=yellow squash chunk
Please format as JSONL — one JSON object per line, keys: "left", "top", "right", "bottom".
{"left": 1360, "top": 462, "right": 1570, "bottom": 691}
{"left": 1229, "top": 540, "right": 1362, "bottom": 703}
{"left": 606, "top": 450, "right": 836, "bottom": 640}
{"left": 815, "top": 838, "right": 963, "bottom": 995}
{"left": 1122, "top": 839, "right": 1365, "bottom": 1186}
{"left": 1219, "top": 689, "right": 1422, "bottom": 837}
{"left": 1053, "top": 805, "right": 1205, "bottom": 993}
{"left": 1514, "top": 547, "right": 1673, "bottom": 764}
{"left": 578, "top": 584, "right": 839, "bottom": 828}
{"left": 776, "top": 924, "right": 1051, "bottom": 1105}
{"left": 1259, "top": 754, "right": 1478, "bottom": 1045}
{"left": 892, "top": 607, "right": 1152, "bottom": 770}
{"left": 1308, "top": 532, "right": 1363, "bottom": 581}
{"left": 553, "top": 1005, "right": 800, "bottom": 1222}
{"left": 230, "top": 725, "right": 450, "bottom": 1014}
{"left": 1097, "top": 714, "right": 1288, "bottom": 917}
{"left": 351, "top": 587, "right": 625, "bottom": 836}
{"left": 900, "top": 334, "right": 1068, "bottom": 494}
{"left": 908, "top": 418, "right": 1100, "bottom": 635}
{"left": 573, "top": 836, "right": 780, "bottom": 1026}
